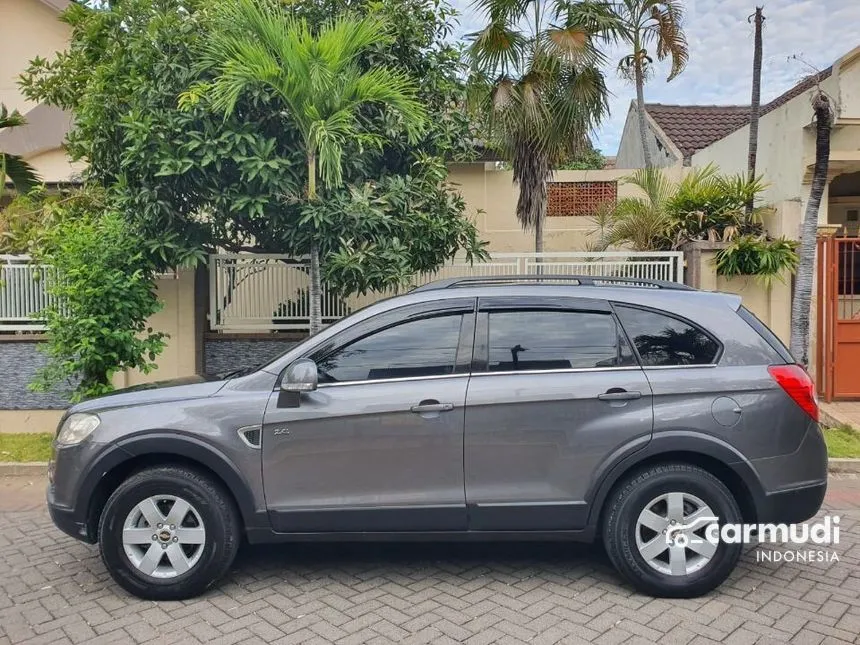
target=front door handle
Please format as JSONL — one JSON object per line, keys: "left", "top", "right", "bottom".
{"left": 410, "top": 400, "right": 455, "bottom": 413}
{"left": 598, "top": 389, "right": 642, "bottom": 401}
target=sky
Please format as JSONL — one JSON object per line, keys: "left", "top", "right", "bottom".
{"left": 450, "top": 0, "right": 859, "bottom": 155}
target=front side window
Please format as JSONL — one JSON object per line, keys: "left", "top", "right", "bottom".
{"left": 615, "top": 305, "right": 719, "bottom": 366}
{"left": 486, "top": 309, "right": 631, "bottom": 372}
{"left": 315, "top": 314, "right": 463, "bottom": 383}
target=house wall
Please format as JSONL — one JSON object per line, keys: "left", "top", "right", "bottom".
{"left": 615, "top": 106, "right": 679, "bottom": 169}
{"left": 446, "top": 164, "right": 688, "bottom": 252}
{"left": 25, "top": 147, "right": 86, "bottom": 184}
{"left": 692, "top": 69, "right": 846, "bottom": 232}
{"left": 0, "top": 0, "right": 70, "bottom": 113}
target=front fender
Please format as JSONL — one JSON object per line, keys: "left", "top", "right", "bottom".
{"left": 115, "top": 432, "right": 266, "bottom": 529}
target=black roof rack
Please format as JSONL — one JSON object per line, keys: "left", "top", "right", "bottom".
{"left": 411, "top": 275, "right": 695, "bottom": 292}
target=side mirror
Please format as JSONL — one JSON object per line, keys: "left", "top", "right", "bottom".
{"left": 282, "top": 358, "right": 318, "bottom": 392}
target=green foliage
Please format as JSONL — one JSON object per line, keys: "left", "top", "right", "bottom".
{"left": 714, "top": 235, "right": 799, "bottom": 284}
{"left": 29, "top": 190, "right": 166, "bottom": 402}
{"left": 0, "top": 104, "right": 41, "bottom": 199}
{"left": 592, "top": 164, "right": 770, "bottom": 252}
{"left": 555, "top": 141, "right": 605, "bottom": 170}
{"left": 20, "top": 0, "right": 484, "bottom": 286}
{"left": 0, "top": 188, "right": 58, "bottom": 255}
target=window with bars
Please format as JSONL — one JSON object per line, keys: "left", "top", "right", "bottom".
{"left": 547, "top": 181, "right": 617, "bottom": 217}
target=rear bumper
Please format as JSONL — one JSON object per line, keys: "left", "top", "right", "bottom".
{"left": 756, "top": 480, "right": 827, "bottom": 524}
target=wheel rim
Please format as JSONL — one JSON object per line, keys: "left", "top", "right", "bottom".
{"left": 122, "top": 495, "right": 206, "bottom": 579}
{"left": 634, "top": 491, "right": 719, "bottom": 576}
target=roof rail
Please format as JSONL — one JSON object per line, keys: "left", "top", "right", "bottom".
{"left": 411, "top": 275, "right": 695, "bottom": 292}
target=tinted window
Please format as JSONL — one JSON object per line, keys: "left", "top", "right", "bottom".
{"left": 615, "top": 305, "right": 719, "bottom": 366}
{"left": 316, "top": 314, "right": 462, "bottom": 383}
{"left": 738, "top": 306, "right": 794, "bottom": 363}
{"left": 487, "top": 310, "right": 631, "bottom": 372}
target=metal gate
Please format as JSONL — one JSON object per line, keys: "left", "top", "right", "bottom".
{"left": 816, "top": 236, "right": 860, "bottom": 400}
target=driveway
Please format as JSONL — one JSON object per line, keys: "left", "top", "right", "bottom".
{"left": 1, "top": 474, "right": 859, "bottom": 645}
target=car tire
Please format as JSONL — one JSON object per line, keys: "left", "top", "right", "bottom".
{"left": 98, "top": 465, "right": 241, "bottom": 600}
{"left": 602, "top": 463, "right": 743, "bottom": 598}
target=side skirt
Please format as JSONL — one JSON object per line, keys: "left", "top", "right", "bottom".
{"left": 245, "top": 527, "right": 597, "bottom": 544}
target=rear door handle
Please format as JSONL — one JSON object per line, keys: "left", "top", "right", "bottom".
{"left": 410, "top": 401, "right": 455, "bottom": 413}
{"left": 598, "top": 390, "right": 642, "bottom": 401}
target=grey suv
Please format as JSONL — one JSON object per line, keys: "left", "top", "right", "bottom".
{"left": 47, "top": 276, "right": 827, "bottom": 600}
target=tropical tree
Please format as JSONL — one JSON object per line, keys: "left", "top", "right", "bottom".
{"left": 790, "top": 91, "right": 833, "bottom": 365}
{"left": 0, "top": 105, "right": 40, "bottom": 199}
{"left": 468, "top": 0, "right": 610, "bottom": 252}
{"left": 22, "top": 0, "right": 485, "bottom": 334}
{"left": 592, "top": 0, "right": 688, "bottom": 168}
{"left": 184, "top": 0, "right": 425, "bottom": 335}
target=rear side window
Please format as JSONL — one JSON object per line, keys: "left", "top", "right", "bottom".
{"left": 615, "top": 305, "right": 720, "bottom": 366}
{"left": 486, "top": 309, "right": 634, "bottom": 371}
{"left": 737, "top": 306, "right": 794, "bottom": 363}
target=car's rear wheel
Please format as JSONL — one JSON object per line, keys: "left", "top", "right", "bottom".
{"left": 602, "top": 463, "right": 743, "bottom": 598}
{"left": 98, "top": 465, "right": 240, "bottom": 600}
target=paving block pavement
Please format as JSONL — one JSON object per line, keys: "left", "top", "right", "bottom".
{"left": 0, "top": 475, "right": 858, "bottom": 645}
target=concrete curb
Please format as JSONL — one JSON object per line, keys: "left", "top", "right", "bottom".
{"left": 0, "top": 462, "right": 48, "bottom": 477}
{"left": 828, "top": 458, "right": 860, "bottom": 474}
{"left": 820, "top": 406, "right": 858, "bottom": 431}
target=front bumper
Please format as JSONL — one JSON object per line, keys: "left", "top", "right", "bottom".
{"left": 46, "top": 484, "right": 96, "bottom": 543}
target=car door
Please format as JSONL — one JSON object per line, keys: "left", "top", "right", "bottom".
{"left": 464, "top": 296, "right": 653, "bottom": 531}
{"left": 262, "top": 299, "right": 475, "bottom": 533}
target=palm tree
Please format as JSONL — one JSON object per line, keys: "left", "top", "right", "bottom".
{"left": 592, "top": 164, "right": 766, "bottom": 251}
{"left": 595, "top": 0, "right": 688, "bottom": 168}
{"left": 467, "top": 0, "right": 610, "bottom": 252}
{"left": 790, "top": 91, "right": 832, "bottom": 366}
{"left": 183, "top": 0, "right": 425, "bottom": 335}
{"left": 593, "top": 166, "right": 676, "bottom": 251}
{"left": 1, "top": 104, "right": 40, "bottom": 200}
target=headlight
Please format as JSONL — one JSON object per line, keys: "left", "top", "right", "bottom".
{"left": 56, "top": 413, "right": 100, "bottom": 446}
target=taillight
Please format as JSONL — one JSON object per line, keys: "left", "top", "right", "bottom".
{"left": 768, "top": 364, "right": 819, "bottom": 422}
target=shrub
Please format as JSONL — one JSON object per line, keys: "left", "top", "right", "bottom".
{"left": 30, "top": 192, "right": 166, "bottom": 401}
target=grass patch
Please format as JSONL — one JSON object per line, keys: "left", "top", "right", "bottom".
{"left": 0, "top": 433, "right": 53, "bottom": 462}
{"left": 823, "top": 425, "right": 860, "bottom": 458}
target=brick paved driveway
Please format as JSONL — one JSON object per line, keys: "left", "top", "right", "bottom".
{"left": 1, "top": 475, "right": 858, "bottom": 645}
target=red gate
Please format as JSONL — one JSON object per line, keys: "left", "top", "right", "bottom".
{"left": 817, "top": 236, "right": 860, "bottom": 401}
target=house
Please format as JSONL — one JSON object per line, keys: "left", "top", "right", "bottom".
{"left": 615, "top": 45, "right": 860, "bottom": 400}
{"left": 0, "top": 0, "right": 84, "bottom": 187}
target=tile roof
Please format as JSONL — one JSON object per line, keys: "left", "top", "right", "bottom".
{"left": 645, "top": 67, "right": 833, "bottom": 160}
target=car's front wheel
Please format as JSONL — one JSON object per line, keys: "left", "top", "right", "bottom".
{"left": 602, "top": 463, "right": 743, "bottom": 598}
{"left": 98, "top": 465, "right": 240, "bottom": 600}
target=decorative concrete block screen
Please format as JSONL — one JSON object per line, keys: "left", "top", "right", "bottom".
{"left": 547, "top": 181, "right": 617, "bottom": 217}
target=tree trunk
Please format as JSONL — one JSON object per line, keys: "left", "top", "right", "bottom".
{"left": 789, "top": 93, "right": 832, "bottom": 366}
{"left": 307, "top": 153, "right": 323, "bottom": 336}
{"left": 746, "top": 7, "right": 764, "bottom": 217}
{"left": 634, "top": 57, "right": 653, "bottom": 169}
{"left": 535, "top": 215, "right": 544, "bottom": 254}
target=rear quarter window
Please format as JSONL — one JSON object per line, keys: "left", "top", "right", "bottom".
{"left": 737, "top": 306, "right": 794, "bottom": 363}
{"left": 614, "top": 304, "right": 721, "bottom": 366}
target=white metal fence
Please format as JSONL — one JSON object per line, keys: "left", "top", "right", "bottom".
{"left": 209, "top": 251, "right": 684, "bottom": 331}
{"left": 0, "top": 255, "right": 59, "bottom": 332}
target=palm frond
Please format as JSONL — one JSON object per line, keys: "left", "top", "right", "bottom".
{"left": 1, "top": 153, "right": 41, "bottom": 195}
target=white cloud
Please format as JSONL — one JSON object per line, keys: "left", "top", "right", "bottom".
{"left": 450, "top": 0, "right": 858, "bottom": 154}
